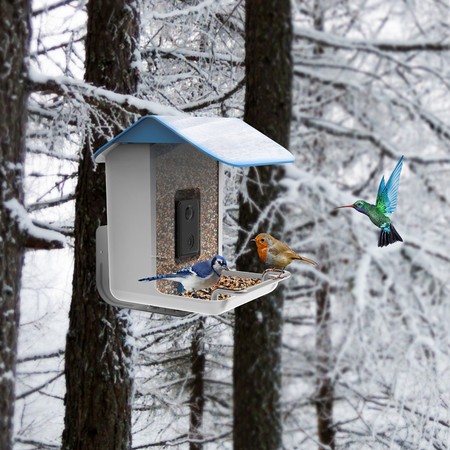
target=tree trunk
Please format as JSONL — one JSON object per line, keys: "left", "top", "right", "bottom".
{"left": 310, "top": 4, "right": 335, "bottom": 448}
{"left": 62, "top": 1, "right": 139, "bottom": 449}
{"left": 0, "top": 2, "right": 30, "bottom": 449}
{"left": 233, "top": 1, "right": 292, "bottom": 449}
{"left": 315, "top": 246, "right": 335, "bottom": 450}
{"left": 189, "top": 318, "right": 206, "bottom": 450}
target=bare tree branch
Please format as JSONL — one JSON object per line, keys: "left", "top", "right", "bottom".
{"left": 16, "top": 372, "right": 63, "bottom": 400}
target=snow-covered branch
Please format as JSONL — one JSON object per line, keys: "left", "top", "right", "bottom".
{"left": 27, "top": 69, "right": 183, "bottom": 117}
{"left": 294, "top": 26, "right": 450, "bottom": 53}
{"left": 181, "top": 77, "right": 245, "bottom": 112}
{"left": 299, "top": 115, "right": 450, "bottom": 165}
{"left": 4, "top": 198, "right": 66, "bottom": 250}
{"left": 141, "top": 47, "right": 243, "bottom": 65}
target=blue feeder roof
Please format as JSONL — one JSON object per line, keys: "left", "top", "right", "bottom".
{"left": 94, "top": 116, "right": 294, "bottom": 167}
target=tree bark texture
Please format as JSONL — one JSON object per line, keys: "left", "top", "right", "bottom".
{"left": 233, "top": 1, "right": 292, "bottom": 449}
{"left": 315, "top": 246, "right": 335, "bottom": 450}
{"left": 0, "top": 2, "right": 30, "bottom": 449}
{"left": 62, "top": 1, "right": 138, "bottom": 449}
{"left": 311, "top": 5, "right": 335, "bottom": 448}
{"left": 189, "top": 318, "right": 206, "bottom": 450}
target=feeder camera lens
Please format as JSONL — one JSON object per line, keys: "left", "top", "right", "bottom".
{"left": 185, "top": 205, "right": 194, "bottom": 221}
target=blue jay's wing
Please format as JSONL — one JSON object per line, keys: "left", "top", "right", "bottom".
{"left": 172, "top": 266, "right": 198, "bottom": 278}
{"left": 139, "top": 266, "right": 196, "bottom": 282}
{"left": 376, "top": 156, "right": 404, "bottom": 214}
{"left": 189, "top": 259, "right": 213, "bottom": 279}
{"left": 139, "top": 261, "right": 212, "bottom": 282}
{"left": 139, "top": 258, "right": 221, "bottom": 292}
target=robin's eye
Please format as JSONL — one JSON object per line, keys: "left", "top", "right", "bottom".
{"left": 261, "top": 239, "right": 265, "bottom": 242}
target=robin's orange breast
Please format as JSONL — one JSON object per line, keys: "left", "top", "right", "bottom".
{"left": 256, "top": 245, "right": 268, "bottom": 263}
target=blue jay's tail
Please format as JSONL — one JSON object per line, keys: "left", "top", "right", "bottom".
{"left": 138, "top": 274, "right": 178, "bottom": 282}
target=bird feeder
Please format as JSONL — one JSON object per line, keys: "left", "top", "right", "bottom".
{"left": 95, "top": 116, "right": 294, "bottom": 316}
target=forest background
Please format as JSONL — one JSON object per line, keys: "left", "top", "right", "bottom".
{"left": 1, "top": 0, "right": 450, "bottom": 449}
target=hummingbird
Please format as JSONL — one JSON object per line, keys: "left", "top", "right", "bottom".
{"left": 335, "top": 156, "right": 404, "bottom": 247}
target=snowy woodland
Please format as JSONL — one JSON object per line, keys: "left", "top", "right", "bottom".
{"left": 2, "top": 0, "right": 450, "bottom": 449}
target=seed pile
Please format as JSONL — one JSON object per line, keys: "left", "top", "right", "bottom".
{"left": 180, "top": 275, "right": 261, "bottom": 301}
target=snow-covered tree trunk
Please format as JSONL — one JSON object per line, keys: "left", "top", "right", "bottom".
{"left": 233, "top": 0, "right": 292, "bottom": 448}
{"left": 0, "top": 2, "right": 30, "bottom": 449}
{"left": 62, "top": 1, "right": 138, "bottom": 449}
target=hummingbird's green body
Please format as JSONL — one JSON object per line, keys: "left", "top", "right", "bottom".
{"left": 354, "top": 201, "right": 391, "bottom": 229}
{"left": 336, "top": 156, "right": 404, "bottom": 247}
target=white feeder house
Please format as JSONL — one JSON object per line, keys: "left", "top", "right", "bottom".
{"left": 95, "top": 116, "right": 294, "bottom": 316}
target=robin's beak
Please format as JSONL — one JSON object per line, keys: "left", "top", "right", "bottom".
{"left": 251, "top": 238, "right": 256, "bottom": 242}
{"left": 334, "top": 204, "right": 354, "bottom": 210}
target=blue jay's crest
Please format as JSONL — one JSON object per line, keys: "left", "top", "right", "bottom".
{"left": 139, "top": 255, "right": 229, "bottom": 292}
{"left": 211, "top": 255, "right": 228, "bottom": 275}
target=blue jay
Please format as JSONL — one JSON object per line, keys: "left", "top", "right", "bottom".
{"left": 138, "top": 255, "right": 229, "bottom": 292}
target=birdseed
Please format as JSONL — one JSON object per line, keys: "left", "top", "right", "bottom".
{"left": 180, "top": 275, "right": 261, "bottom": 300}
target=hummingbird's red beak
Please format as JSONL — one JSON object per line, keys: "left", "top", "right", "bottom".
{"left": 334, "top": 204, "right": 354, "bottom": 210}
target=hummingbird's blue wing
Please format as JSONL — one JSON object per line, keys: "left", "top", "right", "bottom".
{"left": 376, "top": 156, "right": 404, "bottom": 214}
{"left": 377, "top": 176, "right": 385, "bottom": 200}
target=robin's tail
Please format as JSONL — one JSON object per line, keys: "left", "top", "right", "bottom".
{"left": 294, "top": 255, "right": 318, "bottom": 266}
{"left": 378, "top": 223, "right": 403, "bottom": 247}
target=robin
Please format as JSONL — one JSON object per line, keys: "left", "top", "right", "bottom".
{"left": 252, "top": 233, "right": 318, "bottom": 270}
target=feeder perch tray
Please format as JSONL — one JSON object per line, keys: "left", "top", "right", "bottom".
{"left": 96, "top": 226, "right": 290, "bottom": 316}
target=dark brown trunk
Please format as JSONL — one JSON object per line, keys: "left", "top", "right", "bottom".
{"left": 0, "top": 2, "right": 30, "bottom": 449}
{"left": 233, "top": 0, "right": 292, "bottom": 449}
{"left": 315, "top": 247, "right": 335, "bottom": 450}
{"left": 311, "top": 4, "right": 335, "bottom": 448}
{"left": 189, "top": 318, "right": 206, "bottom": 450}
{"left": 62, "top": 1, "right": 139, "bottom": 449}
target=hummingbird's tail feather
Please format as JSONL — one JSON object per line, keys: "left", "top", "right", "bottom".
{"left": 378, "top": 223, "right": 403, "bottom": 247}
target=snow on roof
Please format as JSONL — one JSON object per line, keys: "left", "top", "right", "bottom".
{"left": 94, "top": 116, "right": 295, "bottom": 167}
